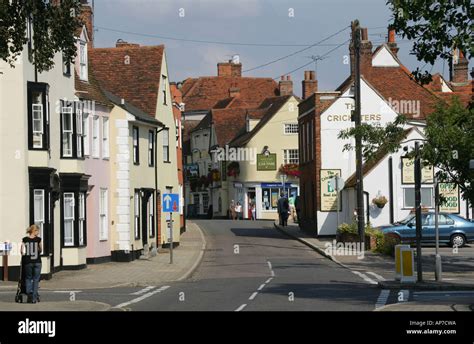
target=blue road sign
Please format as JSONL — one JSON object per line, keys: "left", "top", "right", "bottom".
{"left": 163, "top": 193, "right": 180, "bottom": 213}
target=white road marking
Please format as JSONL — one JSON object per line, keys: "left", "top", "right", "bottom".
{"left": 114, "top": 285, "right": 170, "bottom": 309}
{"left": 130, "top": 286, "right": 156, "bottom": 295}
{"left": 53, "top": 290, "right": 82, "bottom": 293}
{"left": 366, "top": 271, "right": 386, "bottom": 281}
{"left": 249, "top": 292, "right": 258, "bottom": 300}
{"left": 235, "top": 304, "right": 247, "bottom": 312}
{"left": 265, "top": 278, "right": 273, "bottom": 284}
{"left": 258, "top": 284, "right": 265, "bottom": 291}
{"left": 352, "top": 271, "right": 378, "bottom": 285}
{"left": 375, "top": 289, "right": 390, "bottom": 309}
{"left": 267, "top": 261, "right": 272, "bottom": 270}
{"left": 271, "top": 270, "right": 275, "bottom": 277}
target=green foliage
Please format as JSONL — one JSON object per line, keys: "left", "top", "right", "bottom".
{"left": 337, "top": 222, "right": 358, "bottom": 235}
{"left": 421, "top": 98, "right": 474, "bottom": 205}
{"left": 388, "top": 0, "right": 473, "bottom": 84}
{"left": 338, "top": 114, "right": 408, "bottom": 161}
{"left": 377, "top": 232, "right": 401, "bottom": 256}
{"left": 0, "top": 0, "right": 82, "bottom": 73}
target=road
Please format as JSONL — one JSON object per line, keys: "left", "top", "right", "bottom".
{"left": 1, "top": 220, "right": 471, "bottom": 311}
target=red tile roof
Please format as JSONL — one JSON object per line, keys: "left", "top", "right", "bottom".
{"left": 181, "top": 76, "right": 279, "bottom": 112}
{"left": 75, "top": 68, "right": 112, "bottom": 107}
{"left": 89, "top": 45, "right": 164, "bottom": 118}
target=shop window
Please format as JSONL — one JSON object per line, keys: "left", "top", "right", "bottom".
{"left": 403, "top": 187, "right": 433, "bottom": 208}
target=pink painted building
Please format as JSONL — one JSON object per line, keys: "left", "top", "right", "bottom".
{"left": 74, "top": 8, "right": 113, "bottom": 263}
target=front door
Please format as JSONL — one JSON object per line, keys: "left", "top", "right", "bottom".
{"left": 141, "top": 191, "right": 152, "bottom": 246}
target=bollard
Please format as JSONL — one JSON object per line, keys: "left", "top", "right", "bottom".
{"left": 400, "top": 247, "right": 416, "bottom": 283}
{"left": 395, "top": 244, "right": 410, "bottom": 281}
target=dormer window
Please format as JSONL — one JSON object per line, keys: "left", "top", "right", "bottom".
{"left": 162, "top": 75, "right": 167, "bottom": 105}
{"left": 79, "top": 42, "right": 88, "bottom": 81}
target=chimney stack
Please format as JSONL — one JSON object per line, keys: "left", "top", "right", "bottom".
{"left": 116, "top": 39, "right": 140, "bottom": 48}
{"left": 360, "top": 27, "right": 373, "bottom": 76}
{"left": 80, "top": 1, "right": 94, "bottom": 47}
{"left": 279, "top": 75, "right": 293, "bottom": 96}
{"left": 302, "top": 71, "right": 318, "bottom": 99}
{"left": 387, "top": 27, "right": 399, "bottom": 55}
{"left": 218, "top": 59, "right": 242, "bottom": 77}
{"left": 451, "top": 50, "right": 469, "bottom": 84}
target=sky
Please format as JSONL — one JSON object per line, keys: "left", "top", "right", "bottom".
{"left": 92, "top": 0, "right": 452, "bottom": 96}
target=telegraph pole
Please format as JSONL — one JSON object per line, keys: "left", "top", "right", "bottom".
{"left": 414, "top": 141, "right": 423, "bottom": 282}
{"left": 353, "top": 20, "right": 365, "bottom": 245}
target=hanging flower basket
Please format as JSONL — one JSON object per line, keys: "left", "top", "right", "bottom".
{"left": 279, "top": 164, "right": 300, "bottom": 178}
{"left": 227, "top": 161, "right": 240, "bottom": 177}
{"left": 372, "top": 195, "right": 388, "bottom": 209}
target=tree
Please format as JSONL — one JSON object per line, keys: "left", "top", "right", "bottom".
{"left": 338, "top": 114, "right": 408, "bottom": 161}
{"left": 422, "top": 98, "right": 474, "bottom": 206}
{"left": 0, "top": 0, "right": 82, "bottom": 73}
{"left": 388, "top": 0, "right": 473, "bottom": 84}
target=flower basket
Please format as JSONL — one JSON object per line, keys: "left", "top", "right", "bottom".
{"left": 227, "top": 161, "right": 240, "bottom": 177}
{"left": 372, "top": 195, "right": 388, "bottom": 209}
{"left": 278, "top": 164, "right": 300, "bottom": 178}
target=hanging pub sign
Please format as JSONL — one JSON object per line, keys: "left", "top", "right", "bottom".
{"left": 401, "top": 158, "right": 434, "bottom": 184}
{"left": 257, "top": 153, "right": 277, "bottom": 171}
{"left": 439, "top": 183, "right": 460, "bottom": 214}
{"left": 320, "top": 169, "right": 341, "bottom": 212}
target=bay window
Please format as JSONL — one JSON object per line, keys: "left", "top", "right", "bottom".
{"left": 78, "top": 193, "right": 85, "bottom": 246}
{"left": 83, "top": 113, "right": 90, "bottom": 156}
{"left": 63, "top": 193, "right": 75, "bottom": 247}
{"left": 33, "top": 190, "right": 45, "bottom": 239}
{"left": 134, "top": 191, "right": 140, "bottom": 239}
{"left": 148, "top": 130, "right": 154, "bottom": 166}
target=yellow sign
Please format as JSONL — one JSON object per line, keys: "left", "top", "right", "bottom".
{"left": 401, "top": 158, "right": 433, "bottom": 184}
{"left": 439, "top": 183, "right": 460, "bottom": 213}
{"left": 320, "top": 169, "right": 341, "bottom": 212}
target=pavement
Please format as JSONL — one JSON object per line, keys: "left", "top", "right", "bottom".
{"left": 274, "top": 221, "right": 474, "bottom": 311}
{"left": 0, "top": 221, "right": 206, "bottom": 311}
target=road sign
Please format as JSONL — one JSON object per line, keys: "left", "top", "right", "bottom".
{"left": 329, "top": 176, "right": 345, "bottom": 192}
{"left": 162, "top": 193, "right": 179, "bottom": 213}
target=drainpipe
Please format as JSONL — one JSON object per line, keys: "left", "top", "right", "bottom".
{"left": 155, "top": 124, "right": 167, "bottom": 248}
{"left": 388, "top": 157, "right": 394, "bottom": 224}
{"left": 363, "top": 191, "right": 370, "bottom": 225}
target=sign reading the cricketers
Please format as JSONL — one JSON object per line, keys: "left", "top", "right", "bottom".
{"left": 401, "top": 158, "right": 434, "bottom": 184}
{"left": 320, "top": 169, "right": 341, "bottom": 212}
{"left": 439, "top": 183, "right": 460, "bottom": 214}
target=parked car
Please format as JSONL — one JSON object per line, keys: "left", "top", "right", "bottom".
{"left": 379, "top": 212, "right": 474, "bottom": 247}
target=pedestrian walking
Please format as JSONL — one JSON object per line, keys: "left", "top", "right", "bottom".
{"left": 277, "top": 193, "right": 290, "bottom": 226}
{"left": 235, "top": 202, "right": 243, "bottom": 220}
{"left": 21, "top": 224, "right": 42, "bottom": 304}
{"left": 229, "top": 200, "right": 236, "bottom": 220}
{"left": 289, "top": 194, "right": 296, "bottom": 223}
{"left": 251, "top": 202, "right": 256, "bottom": 220}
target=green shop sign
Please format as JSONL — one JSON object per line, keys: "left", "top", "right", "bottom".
{"left": 257, "top": 154, "right": 277, "bottom": 171}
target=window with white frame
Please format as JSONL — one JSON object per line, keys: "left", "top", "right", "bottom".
{"left": 92, "top": 116, "right": 99, "bottom": 158}
{"left": 283, "top": 149, "right": 299, "bottom": 164}
{"left": 163, "top": 128, "right": 170, "bottom": 162}
{"left": 133, "top": 126, "right": 139, "bottom": 164}
{"left": 202, "top": 193, "right": 209, "bottom": 213}
{"left": 78, "top": 193, "right": 85, "bottom": 246}
{"left": 29, "top": 83, "right": 48, "bottom": 150}
{"left": 61, "top": 106, "right": 73, "bottom": 157}
{"left": 148, "top": 130, "right": 154, "bottom": 166}
{"left": 76, "top": 109, "right": 83, "bottom": 158}
{"left": 79, "top": 42, "right": 88, "bottom": 81}
{"left": 148, "top": 194, "right": 154, "bottom": 237}
{"left": 99, "top": 189, "right": 108, "bottom": 241}
{"left": 32, "top": 102, "right": 43, "bottom": 148}
{"left": 33, "top": 190, "right": 45, "bottom": 239}
{"left": 284, "top": 123, "right": 298, "bottom": 134}
{"left": 63, "top": 193, "right": 75, "bottom": 246}
{"left": 134, "top": 191, "right": 140, "bottom": 239}
{"left": 102, "top": 117, "right": 109, "bottom": 158}
{"left": 162, "top": 75, "right": 167, "bottom": 105}
{"left": 83, "top": 113, "right": 90, "bottom": 156}
{"left": 403, "top": 187, "right": 434, "bottom": 209}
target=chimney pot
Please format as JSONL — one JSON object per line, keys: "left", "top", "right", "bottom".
{"left": 302, "top": 70, "right": 318, "bottom": 99}
{"left": 361, "top": 28, "right": 368, "bottom": 41}
{"left": 388, "top": 29, "right": 396, "bottom": 43}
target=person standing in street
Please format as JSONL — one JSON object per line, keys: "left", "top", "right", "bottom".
{"left": 251, "top": 202, "right": 256, "bottom": 220}
{"left": 21, "top": 224, "right": 42, "bottom": 304}
{"left": 289, "top": 194, "right": 296, "bottom": 223}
